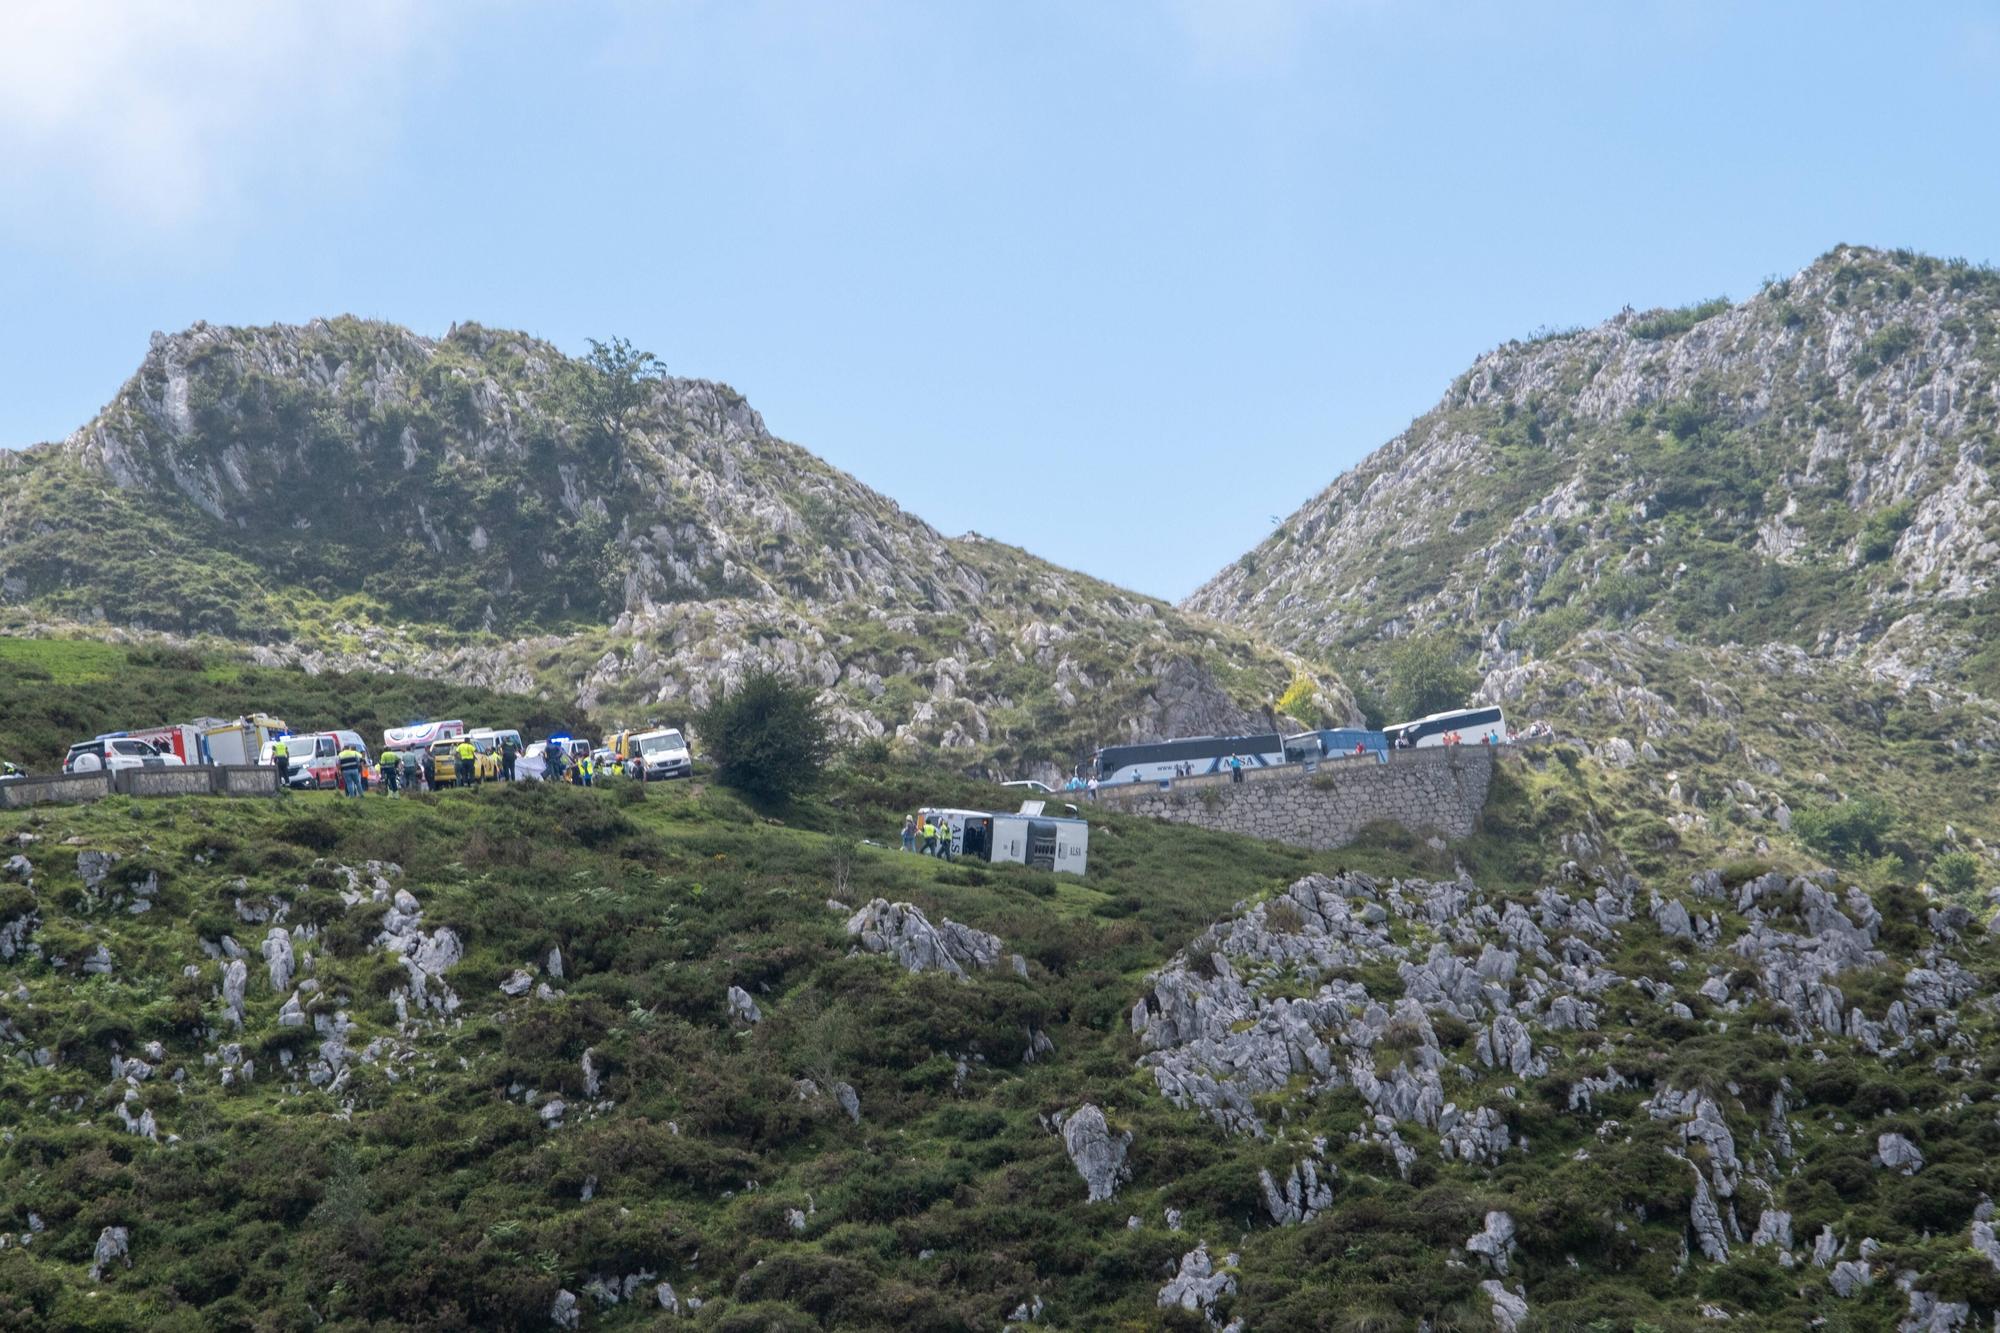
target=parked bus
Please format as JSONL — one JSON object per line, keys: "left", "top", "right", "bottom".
{"left": 1383, "top": 706, "right": 1508, "bottom": 749}
{"left": 1285, "top": 728, "right": 1390, "bottom": 762}
{"left": 1090, "top": 732, "right": 1286, "bottom": 785}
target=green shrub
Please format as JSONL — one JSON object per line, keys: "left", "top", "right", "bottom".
{"left": 1275, "top": 673, "right": 1321, "bottom": 726}
{"left": 1792, "top": 795, "right": 1896, "bottom": 865}
{"left": 1860, "top": 501, "right": 1915, "bottom": 562}
{"left": 1630, "top": 297, "right": 1731, "bottom": 340}
{"left": 693, "top": 670, "right": 832, "bottom": 804}
{"left": 1931, "top": 849, "right": 1983, "bottom": 898}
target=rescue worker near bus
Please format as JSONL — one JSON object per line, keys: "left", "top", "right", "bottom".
{"left": 454, "top": 737, "right": 477, "bottom": 788}
{"left": 378, "top": 747, "right": 400, "bottom": 795}
{"left": 336, "top": 741, "right": 364, "bottom": 797}
{"left": 579, "top": 753, "right": 595, "bottom": 787}
{"left": 901, "top": 814, "right": 917, "bottom": 852}
{"left": 402, "top": 746, "right": 423, "bottom": 793}
{"left": 500, "top": 733, "right": 519, "bottom": 782}
{"left": 271, "top": 735, "right": 291, "bottom": 792}
{"left": 421, "top": 745, "right": 437, "bottom": 790}
{"left": 920, "top": 815, "right": 938, "bottom": 857}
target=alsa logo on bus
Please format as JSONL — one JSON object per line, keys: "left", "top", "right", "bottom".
{"left": 1091, "top": 733, "right": 1285, "bottom": 785}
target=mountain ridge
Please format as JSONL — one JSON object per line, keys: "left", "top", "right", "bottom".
{"left": 0, "top": 315, "right": 1345, "bottom": 775}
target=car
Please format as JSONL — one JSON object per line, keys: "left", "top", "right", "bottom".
{"left": 64, "top": 736, "right": 188, "bottom": 775}
{"left": 1002, "top": 779, "right": 1055, "bottom": 795}
{"left": 625, "top": 727, "right": 692, "bottom": 781}
{"left": 429, "top": 737, "right": 499, "bottom": 787}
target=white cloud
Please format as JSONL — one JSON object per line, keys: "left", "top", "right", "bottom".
{"left": 0, "top": 0, "right": 434, "bottom": 232}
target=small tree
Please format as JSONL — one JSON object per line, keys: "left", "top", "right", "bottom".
{"left": 565, "top": 336, "right": 667, "bottom": 443}
{"left": 1385, "top": 636, "right": 1477, "bottom": 723}
{"left": 694, "top": 670, "right": 832, "bottom": 803}
{"left": 1930, "top": 849, "right": 1982, "bottom": 899}
{"left": 1275, "top": 673, "right": 1321, "bottom": 727}
{"left": 1792, "top": 795, "right": 1896, "bottom": 865}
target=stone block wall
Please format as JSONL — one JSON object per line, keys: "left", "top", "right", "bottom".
{"left": 1092, "top": 746, "right": 1496, "bottom": 851}
{"left": 0, "top": 773, "right": 114, "bottom": 809}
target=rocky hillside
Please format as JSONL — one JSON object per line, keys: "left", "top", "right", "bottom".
{"left": 6, "top": 737, "right": 2000, "bottom": 1329}
{"left": 0, "top": 318, "right": 1339, "bottom": 773}
{"left": 1189, "top": 246, "right": 2000, "bottom": 688}
{"left": 1190, "top": 245, "right": 2000, "bottom": 884}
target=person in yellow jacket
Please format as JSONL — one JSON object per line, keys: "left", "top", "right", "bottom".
{"left": 454, "top": 738, "right": 478, "bottom": 788}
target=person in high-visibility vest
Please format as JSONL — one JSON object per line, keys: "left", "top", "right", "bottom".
{"left": 454, "top": 738, "right": 477, "bottom": 788}
{"left": 336, "top": 743, "right": 364, "bottom": 797}
{"left": 378, "top": 748, "right": 400, "bottom": 795}
{"left": 579, "top": 754, "right": 595, "bottom": 788}
{"left": 271, "top": 736, "right": 291, "bottom": 793}
{"left": 920, "top": 817, "right": 938, "bottom": 857}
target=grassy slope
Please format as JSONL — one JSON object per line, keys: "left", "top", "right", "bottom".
{"left": 2, "top": 729, "right": 1997, "bottom": 1330}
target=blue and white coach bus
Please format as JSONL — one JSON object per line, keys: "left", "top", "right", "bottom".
{"left": 1090, "top": 732, "right": 1286, "bottom": 784}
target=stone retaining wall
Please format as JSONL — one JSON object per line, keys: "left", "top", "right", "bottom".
{"left": 0, "top": 766, "right": 279, "bottom": 809}
{"left": 1092, "top": 745, "right": 1496, "bottom": 850}
{"left": 0, "top": 773, "right": 114, "bottom": 809}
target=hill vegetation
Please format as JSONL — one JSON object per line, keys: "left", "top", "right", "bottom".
{"left": 0, "top": 319, "right": 1336, "bottom": 779}
{"left": 3, "top": 692, "right": 2000, "bottom": 1329}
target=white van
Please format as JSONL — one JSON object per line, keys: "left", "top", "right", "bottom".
{"left": 627, "top": 728, "right": 692, "bottom": 781}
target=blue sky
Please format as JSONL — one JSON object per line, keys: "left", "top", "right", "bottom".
{"left": 3, "top": 2, "right": 1997, "bottom": 601}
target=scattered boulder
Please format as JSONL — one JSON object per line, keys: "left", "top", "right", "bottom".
{"left": 1829, "top": 1260, "right": 1871, "bottom": 1298}
{"left": 1479, "top": 1279, "right": 1529, "bottom": 1332}
{"left": 89, "top": 1225, "right": 130, "bottom": 1281}
{"left": 261, "top": 928, "right": 294, "bottom": 994}
{"left": 1877, "top": 1132, "right": 1925, "bottom": 1175}
{"left": 222, "top": 959, "right": 248, "bottom": 1027}
{"left": 1466, "top": 1210, "right": 1517, "bottom": 1275}
{"left": 1058, "top": 1104, "right": 1130, "bottom": 1203}
{"left": 551, "top": 1288, "right": 580, "bottom": 1329}
{"left": 846, "top": 898, "right": 1016, "bottom": 977}
{"left": 726, "top": 985, "right": 762, "bottom": 1024}
{"left": 77, "top": 850, "right": 117, "bottom": 893}
{"left": 499, "top": 969, "right": 534, "bottom": 997}
{"left": 1157, "top": 1244, "right": 1236, "bottom": 1323}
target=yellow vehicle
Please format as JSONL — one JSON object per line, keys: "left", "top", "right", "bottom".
{"left": 429, "top": 737, "right": 499, "bottom": 787}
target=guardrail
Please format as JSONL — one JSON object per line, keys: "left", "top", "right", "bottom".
{"left": 0, "top": 765, "right": 279, "bottom": 811}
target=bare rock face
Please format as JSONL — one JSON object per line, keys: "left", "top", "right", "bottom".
{"left": 1689, "top": 1172, "right": 1729, "bottom": 1263}
{"left": 1056, "top": 1104, "right": 1130, "bottom": 1203}
{"left": 845, "top": 899, "right": 1015, "bottom": 978}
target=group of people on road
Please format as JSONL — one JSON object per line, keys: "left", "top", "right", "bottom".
{"left": 900, "top": 813, "right": 955, "bottom": 859}
{"left": 274, "top": 731, "right": 607, "bottom": 797}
